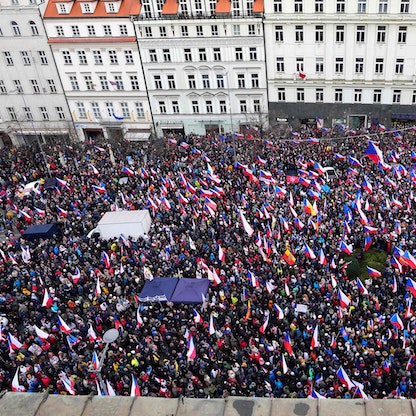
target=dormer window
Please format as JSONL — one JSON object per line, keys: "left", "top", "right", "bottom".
{"left": 82, "top": 2, "right": 91, "bottom": 12}
{"left": 56, "top": 1, "right": 73, "bottom": 14}
{"left": 105, "top": 1, "right": 120, "bottom": 13}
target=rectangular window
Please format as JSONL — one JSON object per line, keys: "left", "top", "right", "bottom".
{"left": 249, "top": 47, "right": 257, "bottom": 61}
{"left": 275, "top": 25, "right": 283, "bottom": 42}
{"left": 296, "top": 57, "right": 304, "bottom": 72}
{"left": 184, "top": 48, "right": 192, "bottom": 62}
{"left": 240, "top": 99, "right": 247, "bottom": 113}
{"left": 199, "top": 48, "right": 207, "bottom": 61}
{"left": 276, "top": 57, "right": 285, "bottom": 72}
{"left": 354, "top": 89, "right": 362, "bottom": 102}
{"left": 202, "top": 74, "right": 210, "bottom": 89}
{"left": 220, "top": 100, "right": 226, "bottom": 113}
{"left": 114, "top": 75, "right": 124, "bottom": 90}
{"left": 83, "top": 75, "right": 94, "bottom": 90}
{"left": 413, "top": 90, "right": 416, "bottom": 104}
{"left": 336, "top": 25, "right": 344, "bottom": 42}
{"left": 211, "top": 25, "right": 218, "bottom": 36}
{"left": 377, "top": 26, "right": 386, "bottom": 43}
{"left": 401, "top": 0, "right": 409, "bottom": 13}
{"left": 154, "top": 75, "right": 162, "bottom": 89}
{"left": 294, "top": 0, "right": 303, "bottom": 13}
{"left": 235, "top": 47, "right": 243, "bottom": 61}
{"left": 316, "top": 88, "right": 324, "bottom": 102}
{"left": 337, "top": 0, "right": 345, "bottom": 12}
{"left": 93, "top": 50, "right": 103, "bottom": 64}
{"left": 196, "top": 25, "right": 203, "bottom": 36}
{"left": 120, "top": 102, "right": 129, "bottom": 118}
{"left": 69, "top": 75, "right": 79, "bottom": 90}
{"left": 119, "top": 25, "right": 128, "bottom": 35}
{"left": 56, "top": 106, "right": 66, "bottom": 119}
{"left": 373, "top": 89, "right": 382, "bottom": 103}
{"left": 216, "top": 74, "right": 224, "bottom": 88}
{"left": 213, "top": 48, "right": 221, "bottom": 61}
{"left": 167, "top": 75, "right": 176, "bottom": 89}
{"left": 77, "top": 102, "right": 87, "bottom": 118}
{"left": 21, "top": 51, "right": 31, "bottom": 65}
{"left": 135, "top": 102, "right": 145, "bottom": 118}
{"left": 379, "top": 0, "right": 388, "bottom": 13}
{"left": 375, "top": 58, "right": 384, "bottom": 73}
{"left": 316, "top": 57, "right": 324, "bottom": 73}
{"left": 30, "top": 79, "right": 40, "bottom": 93}
{"left": 355, "top": 57, "right": 364, "bottom": 73}
{"left": 103, "top": 25, "right": 112, "bottom": 36}
{"left": 192, "top": 100, "right": 199, "bottom": 113}
{"left": 206, "top": 100, "right": 213, "bottom": 113}
{"left": 315, "top": 0, "right": 323, "bottom": 13}
{"left": 124, "top": 50, "right": 134, "bottom": 64}
{"left": 253, "top": 99, "right": 261, "bottom": 113}
{"left": 3, "top": 52, "right": 13, "bottom": 65}
{"left": 297, "top": 88, "right": 305, "bottom": 102}
{"left": 357, "top": 0, "right": 366, "bottom": 13}
{"left": 251, "top": 74, "right": 259, "bottom": 88}
{"left": 274, "top": 0, "right": 282, "bottom": 12}
{"left": 233, "top": 25, "right": 240, "bottom": 36}
{"left": 295, "top": 26, "right": 304, "bottom": 42}
{"left": 87, "top": 25, "right": 96, "bottom": 36}
{"left": 78, "top": 50, "right": 87, "bottom": 65}
{"left": 315, "top": 25, "right": 323, "bottom": 42}
{"left": 71, "top": 25, "right": 80, "bottom": 36}
{"left": 395, "top": 58, "right": 404, "bottom": 74}
{"left": 7, "top": 107, "right": 17, "bottom": 121}
{"left": 172, "top": 100, "right": 180, "bottom": 114}
{"left": 13, "top": 80, "right": 23, "bottom": 93}
{"left": 398, "top": 26, "right": 407, "bottom": 43}
{"left": 144, "top": 27, "right": 152, "bottom": 37}
{"left": 237, "top": 74, "right": 245, "bottom": 88}
{"left": 62, "top": 51, "right": 72, "bottom": 64}
{"left": 91, "top": 102, "right": 101, "bottom": 119}
{"left": 393, "top": 90, "right": 401, "bottom": 103}
{"left": 108, "top": 50, "right": 118, "bottom": 64}
{"left": 38, "top": 51, "right": 48, "bottom": 65}
{"left": 248, "top": 24, "right": 255, "bottom": 35}
{"left": 99, "top": 75, "right": 109, "bottom": 90}
{"left": 181, "top": 26, "right": 188, "bottom": 37}
{"left": 56, "top": 25, "right": 64, "bottom": 36}
{"left": 163, "top": 49, "right": 171, "bottom": 62}
{"left": 160, "top": 27, "right": 167, "bottom": 37}
{"left": 40, "top": 106, "right": 49, "bottom": 120}
{"left": 105, "top": 102, "right": 114, "bottom": 117}
{"left": 47, "top": 79, "right": 57, "bottom": 93}
{"left": 0, "top": 80, "right": 6, "bottom": 94}
{"left": 335, "top": 89, "right": 343, "bottom": 102}
{"left": 278, "top": 88, "right": 286, "bottom": 101}
{"left": 188, "top": 75, "right": 196, "bottom": 89}
{"left": 356, "top": 25, "right": 365, "bottom": 42}
{"left": 149, "top": 49, "right": 157, "bottom": 62}
{"left": 335, "top": 57, "right": 344, "bottom": 73}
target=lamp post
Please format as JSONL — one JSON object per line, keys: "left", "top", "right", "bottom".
{"left": 10, "top": 89, "right": 51, "bottom": 176}
{"left": 89, "top": 328, "right": 119, "bottom": 395}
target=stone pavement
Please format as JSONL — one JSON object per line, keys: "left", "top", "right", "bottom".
{"left": 1, "top": 393, "right": 416, "bottom": 416}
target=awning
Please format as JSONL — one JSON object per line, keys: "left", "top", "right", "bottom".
{"left": 162, "top": 0, "right": 178, "bottom": 15}
{"left": 124, "top": 132, "right": 151, "bottom": 141}
{"left": 160, "top": 124, "right": 184, "bottom": 130}
{"left": 216, "top": 0, "right": 231, "bottom": 13}
{"left": 253, "top": 0, "right": 264, "bottom": 13}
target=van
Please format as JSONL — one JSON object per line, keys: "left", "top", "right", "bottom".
{"left": 19, "top": 180, "right": 41, "bottom": 196}
{"left": 322, "top": 167, "right": 337, "bottom": 181}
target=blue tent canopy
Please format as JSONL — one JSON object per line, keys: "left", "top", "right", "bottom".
{"left": 21, "top": 223, "right": 60, "bottom": 241}
{"left": 170, "top": 278, "right": 210, "bottom": 304}
{"left": 138, "top": 277, "right": 178, "bottom": 303}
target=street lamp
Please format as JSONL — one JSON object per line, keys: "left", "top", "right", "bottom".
{"left": 89, "top": 328, "right": 119, "bottom": 395}
{"left": 9, "top": 89, "right": 51, "bottom": 176}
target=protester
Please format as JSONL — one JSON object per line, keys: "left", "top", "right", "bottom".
{"left": 0, "top": 124, "right": 416, "bottom": 400}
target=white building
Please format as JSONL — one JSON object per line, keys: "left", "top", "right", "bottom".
{"left": 0, "top": 0, "right": 73, "bottom": 148}
{"left": 264, "top": 0, "right": 416, "bottom": 130}
{"left": 133, "top": 0, "right": 268, "bottom": 137}
{"left": 42, "top": 0, "right": 153, "bottom": 142}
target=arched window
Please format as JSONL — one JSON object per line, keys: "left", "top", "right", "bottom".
{"left": 11, "top": 21, "right": 21, "bottom": 36}
{"left": 29, "top": 21, "right": 39, "bottom": 36}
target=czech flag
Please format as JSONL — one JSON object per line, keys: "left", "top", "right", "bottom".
{"left": 239, "top": 209, "right": 254, "bottom": 236}
{"left": 367, "top": 266, "right": 382, "bottom": 278}
{"left": 281, "top": 354, "right": 289, "bottom": 374}
{"left": 122, "top": 166, "right": 135, "bottom": 176}
{"left": 102, "top": 251, "right": 110, "bottom": 269}
{"left": 34, "top": 207, "right": 46, "bottom": 217}
{"left": 193, "top": 309, "right": 203, "bottom": 324}
{"left": 406, "top": 278, "right": 416, "bottom": 296}
{"left": 356, "top": 278, "right": 369, "bottom": 295}
{"left": 58, "top": 315, "right": 72, "bottom": 334}
{"left": 303, "top": 243, "right": 317, "bottom": 260}
{"left": 310, "top": 325, "right": 319, "bottom": 349}
{"left": 319, "top": 248, "right": 327, "bottom": 266}
{"left": 248, "top": 271, "right": 260, "bottom": 288}
{"left": 259, "top": 314, "right": 269, "bottom": 334}
{"left": 365, "top": 140, "right": 384, "bottom": 164}
{"left": 71, "top": 267, "right": 81, "bottom": 284}
{"left": 11, "top": 367, "right": 25, "bottom": 392}
{"left": 218, "top": 244, "right": 225, "bottom": 262}
{"left": 311, "top": 389, "right": 326, "bottom": 399}
{"left": 88, "top": 325, "right": 97, "bottom": 342}
{"left": 390, "top": 313, "right": 404, "bottom": 330}
{"left": 284, "top": 333, "right": 293, "bottom": 355}
{"left": 42, "top": 288, "right": 53, "bottom": 308}
{"left": 92, "top": 351, "right": 99, "bottom": 370}
{"left": 136, "top": 308, "right": 143, "bottom": 328}
{"left": 273, "top": 303, "right": 284, "bottom": 320}
{"left": 392, "top": 276, "right": 398, "bottom": 293}
{"left": 34, "top": 325, "right": 49, "bottom": 341}
{"left": 336, "top": 366, "right": 355, "bottom": 390}
{"left": 187, "top": 336, "right": 197, "bottom": 360}
{"left": 8, "top": 333, "right": 23, "bottom": 351}
{"left": 339, "top": 241, "right": 353, "bottom": 255}
{"left": 338, "top": 289, "right": 351, "bottom": 309}
{"left": 364, "top": 235, "right": 372, "bottom": 251}
{"left": 57, "top": 206, "right": 68, "bottom": 218}
{"left": 114, "top": 314, "right": 122, "bottom": 330}
{"left": 177, "top": 192, "right": 189, "bottom": 205}
{"left": 131, "top": 374, "right": 141, "bottom": 397}
{"left": 92, "top": 185, "right": 106, "bottom": 194}
{"left": 402, "top": 251, "right": 416, "bottom": 269}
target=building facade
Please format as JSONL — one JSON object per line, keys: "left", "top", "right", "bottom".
{"left": 133, "top": 0, "right": 268, "bottom": 137}
{"left": 42, "top": 0, "right": 153, "bottom": 143}
{"left": 0, "top": 0, "right": 73, "bottom": 148}
{"left": 264, "top": 0, "right": 416, "bottom": 130}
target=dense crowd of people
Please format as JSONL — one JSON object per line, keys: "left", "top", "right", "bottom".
{"left": 1, "top": 124, "right": 416, "bottom": 399}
